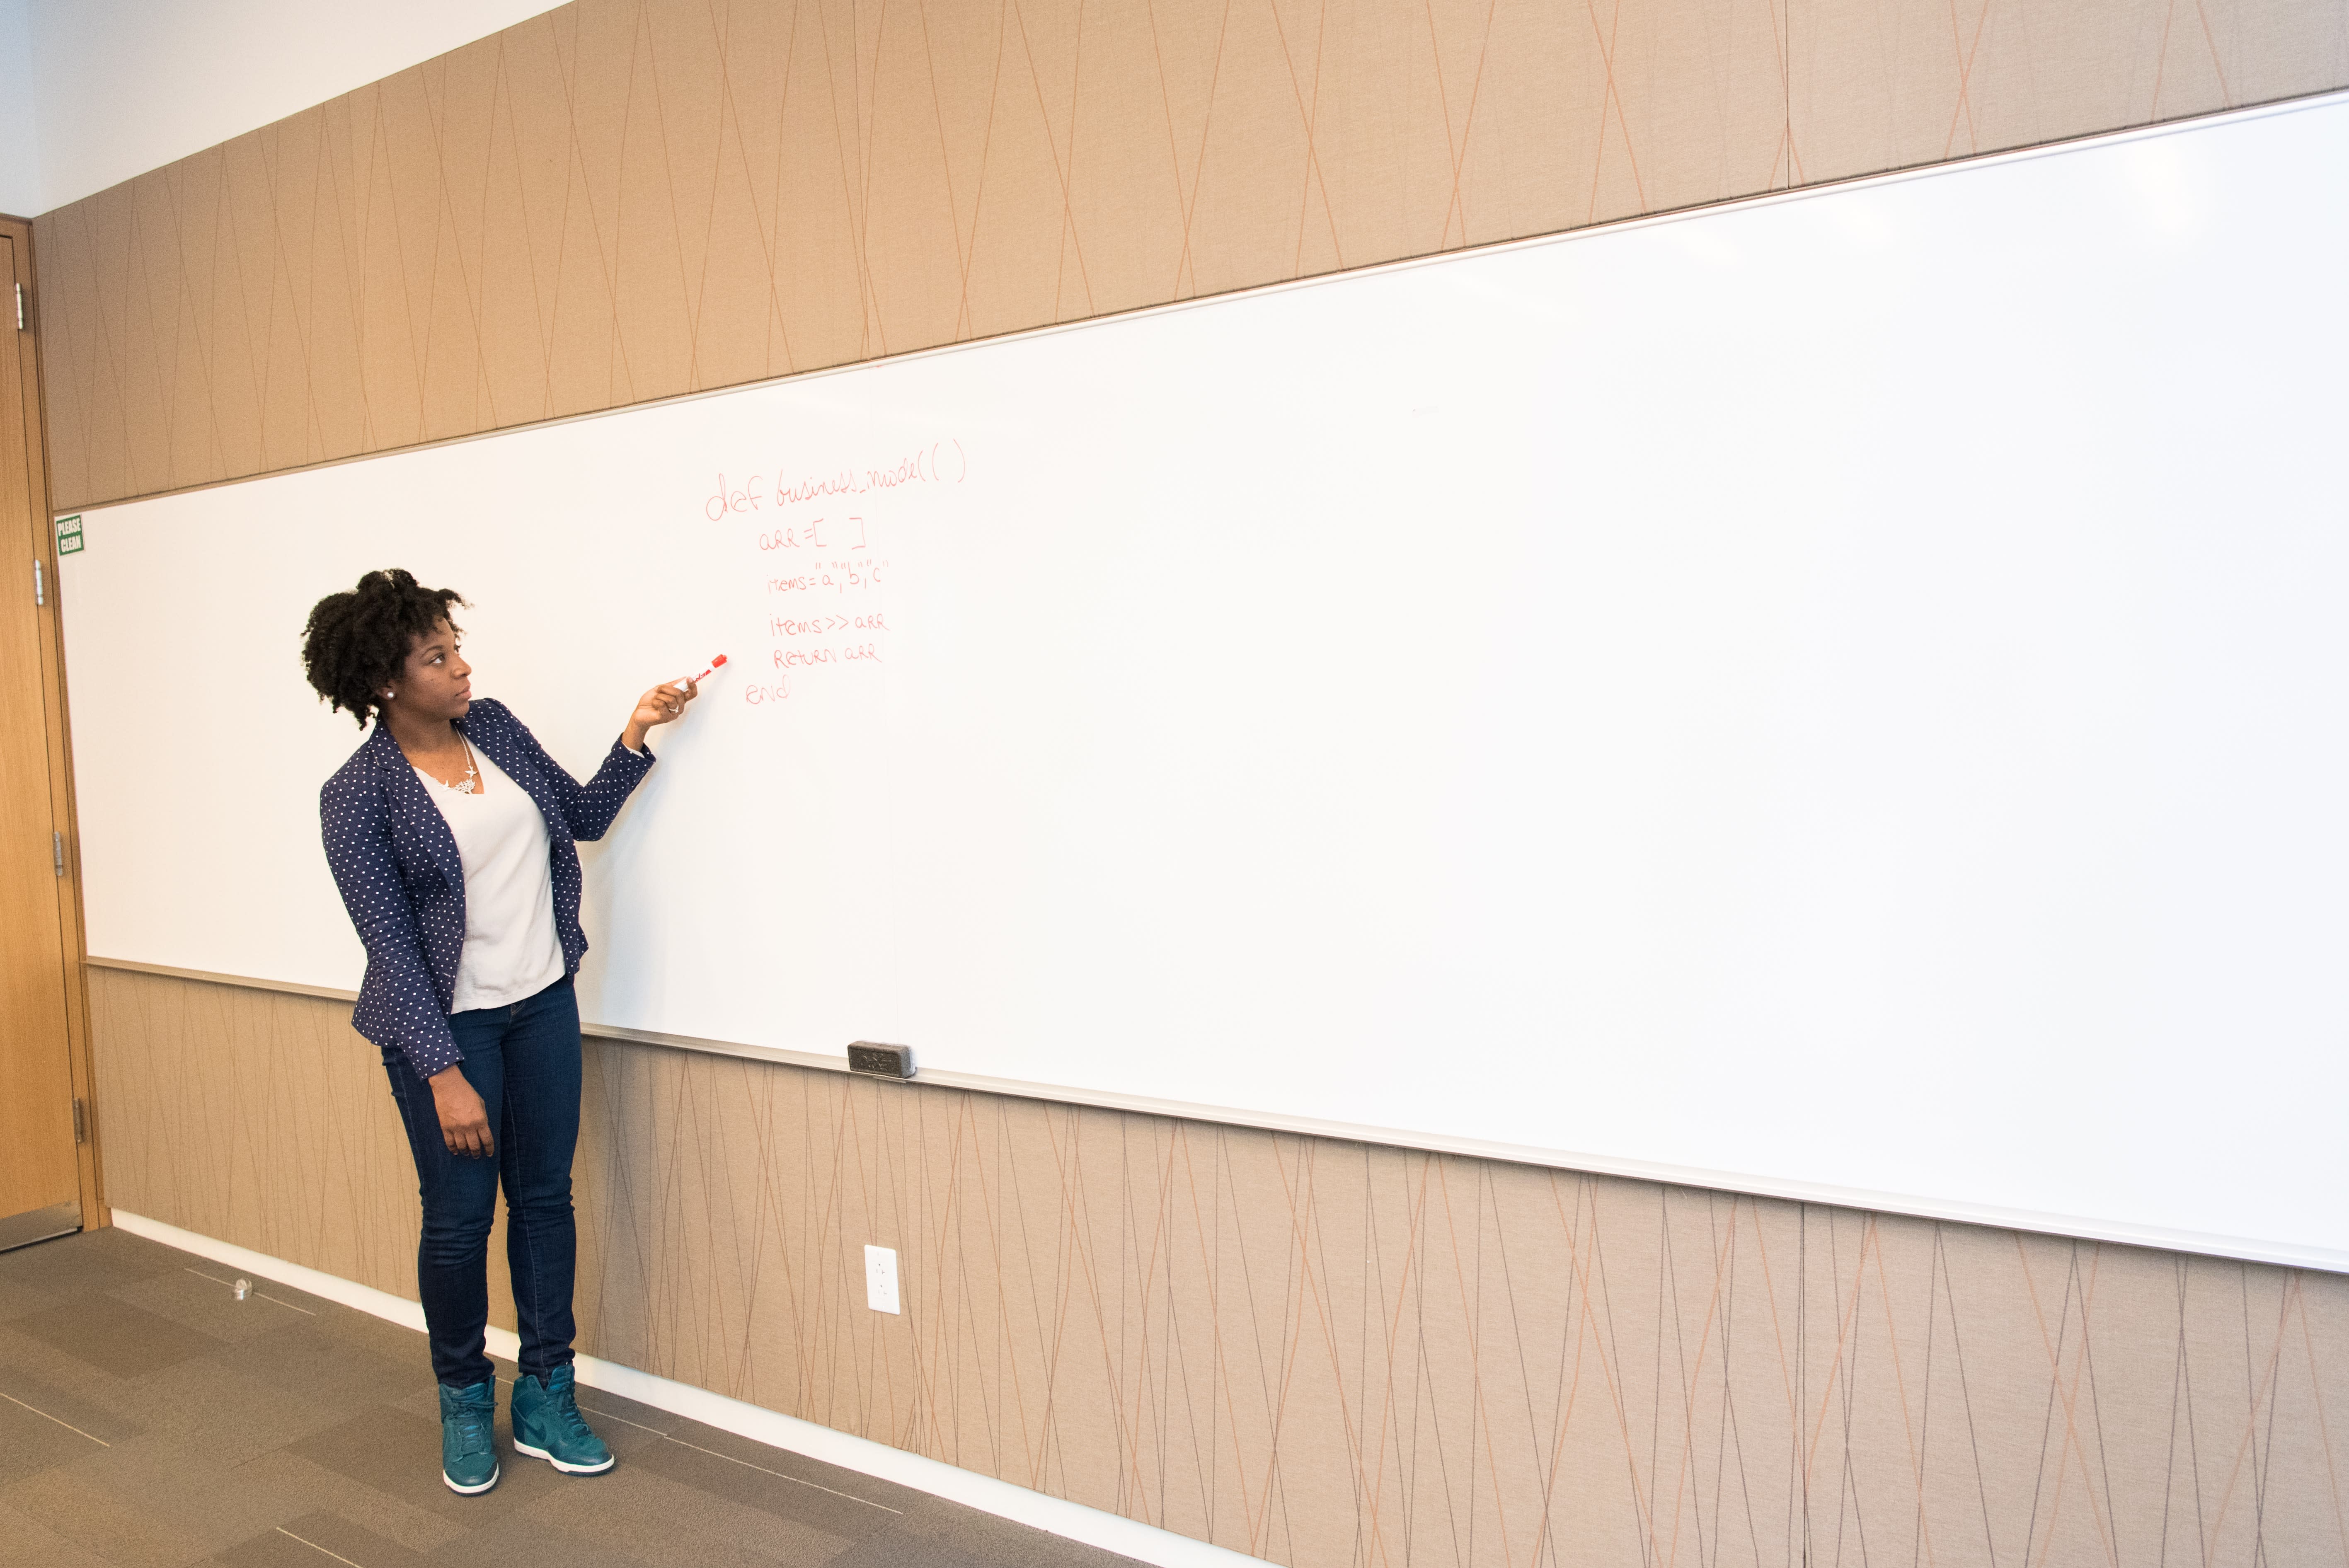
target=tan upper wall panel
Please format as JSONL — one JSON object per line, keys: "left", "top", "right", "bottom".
{"left": 33, "top": 0, "right": 2349, "bottom": 513}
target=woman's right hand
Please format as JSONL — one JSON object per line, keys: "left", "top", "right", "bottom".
{"left": 428, "top": 1067, "right": 494, "bottom": 1158}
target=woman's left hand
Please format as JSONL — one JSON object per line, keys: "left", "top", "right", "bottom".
{"left": 622, "top": 679, "right": 697, "bottom": 752}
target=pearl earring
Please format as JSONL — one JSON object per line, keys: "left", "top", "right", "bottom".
{"left": 383, "top": 690, "right": 395, "bottom": 700}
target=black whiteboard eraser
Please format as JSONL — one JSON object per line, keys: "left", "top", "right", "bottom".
{"left": 848, "top": 1041, "right": 917, "bottom": 1080}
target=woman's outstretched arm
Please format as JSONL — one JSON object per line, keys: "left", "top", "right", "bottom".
{"left": 498, "top": 682, "right": 695, "bottom": 842}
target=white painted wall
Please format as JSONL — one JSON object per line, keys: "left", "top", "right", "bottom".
{"left": 5, "top": 0, "right": 563, "bottom": 216}
{"left": 0, "top": 0, "right": 39, "bottom": 216}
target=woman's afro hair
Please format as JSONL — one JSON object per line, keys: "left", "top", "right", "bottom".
{"left": 301, "top": 569, "right": 467, "bottom": 727}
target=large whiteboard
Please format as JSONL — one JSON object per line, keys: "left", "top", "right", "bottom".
{"left": 63, "top": 96, "right": 2349, "bottom": 1268}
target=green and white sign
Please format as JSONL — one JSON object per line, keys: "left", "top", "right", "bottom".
{"left": 54, "top": 514, "right": 82, "bottom": 555}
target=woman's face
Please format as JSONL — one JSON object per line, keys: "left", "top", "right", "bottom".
{"left": 392, "top": 620, "right": 472, "bottom": 721}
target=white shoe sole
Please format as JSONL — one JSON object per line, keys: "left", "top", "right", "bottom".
{"left": 513, "top": 1438, "right": 614, "bottom": 1475}
{"left": 443, "top": 1462, "right": 499, "bottom": 1495}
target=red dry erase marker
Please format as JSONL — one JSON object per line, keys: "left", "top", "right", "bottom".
{"left": 676, "top": 653, "right": 727, "bottom": 685}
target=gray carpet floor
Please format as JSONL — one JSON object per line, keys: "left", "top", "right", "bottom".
{"left": 0, "top": 1227, "right": 1147, "bottom": 1568}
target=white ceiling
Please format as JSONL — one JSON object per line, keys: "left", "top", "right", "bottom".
{"left": 1, "top": 0, "right": 563, "bottom": 217}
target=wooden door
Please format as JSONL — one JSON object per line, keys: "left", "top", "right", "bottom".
{"left": 0, "top": 223, "right": 90, "bottom": 1250}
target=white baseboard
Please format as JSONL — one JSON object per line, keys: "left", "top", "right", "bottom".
{"left": 108, "top": 1209, "right": 1265, "bottom": 1568}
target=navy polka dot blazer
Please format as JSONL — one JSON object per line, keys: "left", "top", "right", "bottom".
{"left": 320, "top": 699, "right": 654, "bottom": 1080}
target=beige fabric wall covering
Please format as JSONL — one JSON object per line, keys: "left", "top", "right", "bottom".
{"left": 91, "top": 968, "right": 2349, "bottom": 1566}
{"left": 31, "top": 0, "right": 2349, "bottom": 512}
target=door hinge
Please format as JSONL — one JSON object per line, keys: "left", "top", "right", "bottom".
{"left": 14, "top": 283, "right": 23, "bottom": 331}
{"left": 72, "top": 1099, "right": 87, "bottom": 1144}
{"left": 53, "top": 830, "right": 65, "bottom": 877}
{"left": 33, "top": 558, "right": 44, "bottom": 606}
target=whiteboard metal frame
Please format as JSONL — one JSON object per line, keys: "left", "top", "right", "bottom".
{"left": 68, "top": 87, "right": 2349, "bottom": 1279}
{"left": 87, "top": 957, "right": 2349, "bottom": 1275}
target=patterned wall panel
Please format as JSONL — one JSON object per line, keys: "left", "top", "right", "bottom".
{"left": 91, "top": 968, "right": 2349, "bottom": 1567}
{"left": 32, "top": 0, "right": 2349, "bottom": 512}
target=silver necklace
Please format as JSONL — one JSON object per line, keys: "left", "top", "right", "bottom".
{"left": 437, "top": 734, "right": 480, "bottom": 794}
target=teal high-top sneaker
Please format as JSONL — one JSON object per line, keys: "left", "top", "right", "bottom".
{"left": 511, "top": 1363, "right": 614, "bottom": 1474}
{"left": 438, "top": 1380, "right": 500, "bottom": 1494}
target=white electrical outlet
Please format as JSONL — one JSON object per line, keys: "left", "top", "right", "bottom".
{"left": 864, "top": 1244, "right": 900, "bottom": 1314}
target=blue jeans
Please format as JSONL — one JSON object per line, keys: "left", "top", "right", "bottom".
{"left": 383, "top": 975, "right": 582, "bottom": 1389}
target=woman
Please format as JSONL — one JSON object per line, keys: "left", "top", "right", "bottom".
{"left": 303, "top": 569, "right": 694, "bottom": 1495}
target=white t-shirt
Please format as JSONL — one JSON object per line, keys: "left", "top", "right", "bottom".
{"left": 414, "top": 743, "right": 565, "bottom": 1013}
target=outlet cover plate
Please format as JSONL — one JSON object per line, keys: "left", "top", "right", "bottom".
{"left": 864, "top": 1245, "right": 900, "bottom": 1314}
